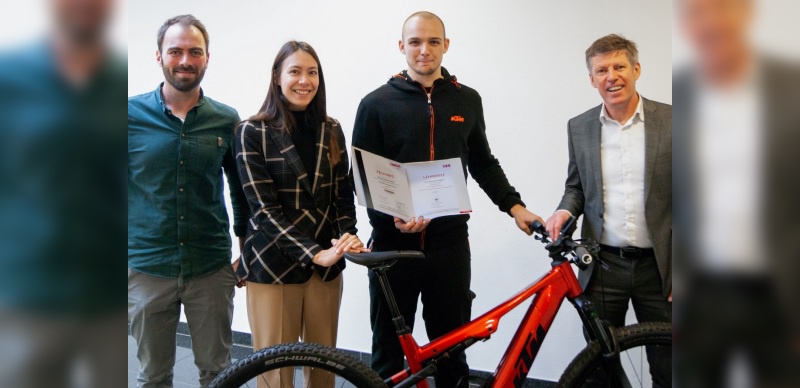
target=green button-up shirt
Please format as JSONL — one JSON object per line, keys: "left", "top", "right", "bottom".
{"left": 0, "top": 42, "right": 126, "bottom": 313}
{"left": 128, "top": 84, "right": 247, "bottom": 279}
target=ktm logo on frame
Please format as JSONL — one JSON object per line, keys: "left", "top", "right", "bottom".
{"left": 450, "top": 115, "right": 465, "bottom": 122}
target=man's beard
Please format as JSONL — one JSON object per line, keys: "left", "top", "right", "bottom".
{"left": 162, "top": 64, "right": 206, "bottom": 92}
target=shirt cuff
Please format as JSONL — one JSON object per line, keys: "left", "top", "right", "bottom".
{"left": 555, "top": 209, "right": 574, "bottom": 217}
{"left": 299, "top": 245, "right": 323, "bottom": 268}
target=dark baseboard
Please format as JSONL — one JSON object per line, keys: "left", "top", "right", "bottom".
{"left": 130, "top": 322, "right": 555, "bottom": 387}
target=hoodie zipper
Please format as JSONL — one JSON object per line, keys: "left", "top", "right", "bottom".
{"left": 424, "top": 86, "right": 435, "bottom": 161}
{"left": 420, "top": 84, "right": 435, "bottom": 250}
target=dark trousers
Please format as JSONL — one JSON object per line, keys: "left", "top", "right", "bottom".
{"left": 583, "top": 250, "right": 672, "bottom": 387}
{"left": 675, "top": 274, "right": 799, "bottom": 387}
{"left": 369, "top": 239, "right": 472, "bottom": 388}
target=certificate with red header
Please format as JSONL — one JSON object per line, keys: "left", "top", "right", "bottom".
{"left": 352, "top": 147, "right": 472, "bottom": 220}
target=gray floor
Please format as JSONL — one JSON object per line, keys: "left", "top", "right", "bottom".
{"left": 129, "top": 334, "right": 267, "bottom": 387}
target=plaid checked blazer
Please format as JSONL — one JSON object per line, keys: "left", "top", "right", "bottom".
{"left": 234, "top": 117, "right": 357, "bottom": 284}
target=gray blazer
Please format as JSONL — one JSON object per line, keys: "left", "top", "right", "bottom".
{"left": 557, "top": 97, "right": 672, "bottom": 297}
{"left": 674, "top": 60, "right": 800, "bottom": 331}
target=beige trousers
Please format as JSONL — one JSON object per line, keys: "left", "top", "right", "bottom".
{"left": 246, "top": 272, "right": 343, "bottom": 388}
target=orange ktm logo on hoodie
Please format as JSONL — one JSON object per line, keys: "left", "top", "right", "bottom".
{"left": 450, "top": 115, "right": 465, "bottom": 123}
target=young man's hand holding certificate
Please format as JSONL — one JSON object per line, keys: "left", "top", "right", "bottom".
{"left": 351, "top": 147, "right": 472, "bottom": 221}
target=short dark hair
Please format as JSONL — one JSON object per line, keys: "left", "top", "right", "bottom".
{"left": 156, "top": 14, "right": 209, "bottom": 53}
{"left": 402, "top": 11, "right": 446, "bottom": 40}
{"left": 585, "top": 34, "right": 638, "bottom": 72}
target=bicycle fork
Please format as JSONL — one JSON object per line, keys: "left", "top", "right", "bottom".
{"left": 571, "top": 295, "right": 633, "bottom": 388}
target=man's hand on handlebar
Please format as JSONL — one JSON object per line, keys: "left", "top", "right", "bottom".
{"left": 510, "top": 204, "right": 545, "bottom": 236}
{"left": 394, "top": 216, "right": 430, "bottom": 233}
{"left": 545, "top": 210, "right": 573, "bottom": 241}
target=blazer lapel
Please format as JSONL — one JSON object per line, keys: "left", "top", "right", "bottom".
{"left": 587, "top": 114, "right": 604, "bottom": 206}
{"left": 267, "top": 128, "right": 313, "bottom": 195}
{"left": 310, "top": 122, "right": 328, "bottom": 195}
{"left": 643, "top": 98, "right": 661, "bottom": 201}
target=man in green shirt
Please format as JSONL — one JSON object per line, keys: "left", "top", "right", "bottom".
{"left": 0, "top": 0, "right": 125, "bottom": 386}
{"left": 128, "top": 15, "right": 247, "bottom": 388}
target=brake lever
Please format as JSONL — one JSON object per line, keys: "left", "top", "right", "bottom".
{"left": 530, "top": 220, "right": 550, "bottom": 243}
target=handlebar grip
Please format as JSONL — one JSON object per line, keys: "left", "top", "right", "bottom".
{"left": 530, "top": 220, "right": 547, "bottom": 236}
{"left": 575, "top": 246, "right": 593, "bottom": 265}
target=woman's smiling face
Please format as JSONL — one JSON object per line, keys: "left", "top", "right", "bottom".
{"left": 276, "top": 50, "right": 319, "bottom": 111}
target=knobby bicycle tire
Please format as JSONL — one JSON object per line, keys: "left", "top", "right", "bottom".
{"left": 209, "top": 342, "right": 387, "bottom": 388}
{"left": 558, "top": 322, "right": 672, "bottom": 387}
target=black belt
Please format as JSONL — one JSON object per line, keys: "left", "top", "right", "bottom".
{"left": 600, "top": 244, "right": 655, "bottom": 259}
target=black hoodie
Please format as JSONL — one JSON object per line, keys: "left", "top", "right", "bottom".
{"left": 352, "top": 67, "right": 525, "bottom": 250}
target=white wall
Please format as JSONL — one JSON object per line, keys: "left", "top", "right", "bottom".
{"left": 128, "top": 0, "right": 672, "bottom": 381}
{"left": 0, "top": 0, "right": 127, "bottom": 50}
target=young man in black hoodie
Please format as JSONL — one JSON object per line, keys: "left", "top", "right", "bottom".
{"left": 352, "top": 11, "right": 544, "bottom": 387}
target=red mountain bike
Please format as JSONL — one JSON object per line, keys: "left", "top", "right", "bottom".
{"left": 210, "top": 216, "right": 672, "bottom": 387}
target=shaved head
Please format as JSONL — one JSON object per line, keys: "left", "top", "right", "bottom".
{"left": 402, "top": 11, "right": 446, "bottom": 40}
{"left": 398, "top": 11, "right": 449, "bottom": 86}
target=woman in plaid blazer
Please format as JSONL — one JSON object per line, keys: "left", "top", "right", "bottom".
{"left": 233, "top": 41, "right": 367, "bottom": 388}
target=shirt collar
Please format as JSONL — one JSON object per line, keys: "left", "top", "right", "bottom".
{"left": 155, "top": 82, "right": 206, "bottom": 113}
{"left": 599, "top": 93, "right": 644, "bottom": 126}
{"left": 696, "top": 56, "right": 762, "bottom": 100}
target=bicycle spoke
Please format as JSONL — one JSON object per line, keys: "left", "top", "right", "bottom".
{"left": 622, "top": 345, "right": 644, "bottom": 387}
{"left": 602, "top": 354, "right": 633, "bottom": 388}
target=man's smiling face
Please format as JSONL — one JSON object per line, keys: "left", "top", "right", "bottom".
{"left": 589, "top": 50, "right": 641, "bottom": 112}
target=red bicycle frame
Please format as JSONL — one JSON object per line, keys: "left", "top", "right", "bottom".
{"left": 386, "top": 260, "right": 584, "bottom": 388}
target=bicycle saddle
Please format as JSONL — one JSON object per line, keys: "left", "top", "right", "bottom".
{"left": 344, "top": 251, "right": 425, "bottom": 267}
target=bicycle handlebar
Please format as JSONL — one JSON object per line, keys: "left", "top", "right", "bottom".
{"left": 575, "top": 246, "right": 593, "bottom": 265}
{"left": 529, "top": 216, "right": 599, "bottom": 270}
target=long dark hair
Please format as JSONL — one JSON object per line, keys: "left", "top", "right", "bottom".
{"left": 249, "top": 41, "right": 341, "bottom": 165}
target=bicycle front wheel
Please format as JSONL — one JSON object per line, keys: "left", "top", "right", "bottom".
{"left": 209, "top": 342, "right": 387, "bottom": 388}
{"left": 558, "top": 322, "right": 672, "bottom": 388}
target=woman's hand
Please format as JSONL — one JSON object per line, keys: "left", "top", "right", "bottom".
{"left": 312, "top": 233, "right": 370, "bottom": 267}
{"left": 331, "top": 233, "right": 370, "bottom": 253}
{"left": 311, "top": 246, "right": 345, "bottom": 267}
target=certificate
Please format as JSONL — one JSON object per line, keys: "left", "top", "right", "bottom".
{"left": 352, "top": 147, "right": 472, "bottom": 220}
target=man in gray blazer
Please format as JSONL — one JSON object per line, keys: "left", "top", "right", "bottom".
{"left": 546, "top": 34, "right": 671, "bottom": 386}
{"left": 673, "top": 0, "right": 800, "bottom": 385}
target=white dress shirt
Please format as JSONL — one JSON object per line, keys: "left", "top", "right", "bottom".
{"left": 695, "top": 64, "right": 765, "bottom": 273}
{"left": 598, "top": 95, "right": 653, "bottom": 248}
